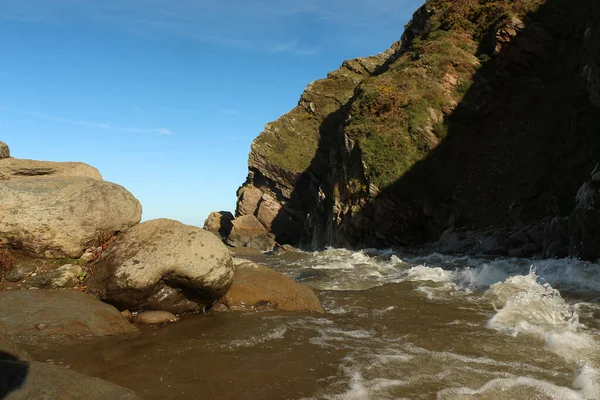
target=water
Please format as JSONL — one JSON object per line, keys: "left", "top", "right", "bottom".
{"left": 29, "top": 249, "right": 600, "bottom": 399}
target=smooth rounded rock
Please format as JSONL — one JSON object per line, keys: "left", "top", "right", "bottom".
{"left": 134, "top": 311, "right": 179, "bottom": 325}
{"left": 87, "top": 219, "right": 234, "bottom": 313}
{"left": 0, "top": 177, "right": 142, "bottom": 258}
{"left": 216, "top": 259, "right": 323, "bottom": 313}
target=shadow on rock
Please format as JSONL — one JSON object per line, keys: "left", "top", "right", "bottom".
{"left": 0, "top": 352, "right": 28, "bottom": 399}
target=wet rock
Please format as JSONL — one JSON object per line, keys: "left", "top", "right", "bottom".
{"left": 0, "top": 177, "right": 142, "bottom": 258}
{"left": 216, "top": 259, "right": 323, "bottom": 313}
{"left": 121, "top": 310, "right": 134, "bottom": 322}
{"left": 3, "top": 265, "right": 37, "bottom": 283}
{"left": 25, "top": 264, "right": 84, "bottom": 289}
{"left": 134, "top": 311, "right": 179, "bottom": 325}
{"left": 0, "top": 290, "right": 137, "bottom": 346}
{"left": 87, "top": 219, "right": 234, "bottom": 314}
{"left": 0, "top": 360, "right": 143, "bottom": 400}
{"left": 0, "top": 335, "right": 31, "bottom": 362}
{"left": 0, "top": 158, "right": 102, "bottom": 181}
{"left": 203, "top": 211, "right": 234, "bottom": 239}
{"left": 568, "top": 177, "right": 600, "bottom": 260}
{"left": 226, "top": 215, "right": 276, "bottom": 251}
{"left": 0, "top": 141, "right": 9, "bottom": 160}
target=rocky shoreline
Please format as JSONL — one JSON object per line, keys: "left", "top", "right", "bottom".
{"left": 0, "top": 140, "right": 322, "bottom": 399}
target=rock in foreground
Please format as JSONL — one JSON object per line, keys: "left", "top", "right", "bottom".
{"left": 88, "top": 219, "right": 234, "bottom": 313}
{"left": 0, "top": 177, "right": 142, "bottom": 258}
{"left": 0, "top": 290, "right": 137, "bottom": 346}
{"left": 216, "top": 259, "right": 323, "bottom": 313}
{"left": 0, "top": 360, "right": 143, "bottom": 400}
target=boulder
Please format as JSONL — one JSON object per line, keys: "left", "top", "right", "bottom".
{"left": 0, "top": 290, "right": 137, "bottom": 346}
{"left": 226, "top": 215, "right": 276, "bottom": 251}
{"left": 0, "top": 360, "right": 143, "bottom": 400}
{"left": 25, "top": 264, "right": 83, "bottom": 289}
{"left": 134, "top": 311, "right": 179, "bottom": 325}
{"left": 216, "top": 259, "right": 323, "bottom": 313}
{"left": 0, "top": 141, "right": 9, "bottom": 159}
{"left": 236, "top": 185, "right": 263, "bottom": 217}
{"left": 0, "top": 177, "right": 142, "bottom": 258}
{"left": 203, "top": 211, "right": 234, "bottom": 239}
{"left": 3, "top": 265, "right": 36, "bottom": 283}
{"left": 87, "top": 219, "right": 235, "bottom": 314}
{"left": 0, "top": 158, "right": 102, "bottom": 181}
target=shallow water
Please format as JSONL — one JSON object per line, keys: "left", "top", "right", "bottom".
{"left": 30, "top": 249, "right": 600, "bottom": 399}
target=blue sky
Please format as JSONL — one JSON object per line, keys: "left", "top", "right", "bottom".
{"left": 0, "top": 0, "right": 423, "bottom": 226}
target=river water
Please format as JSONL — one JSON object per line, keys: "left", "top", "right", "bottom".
{"left": 32, "top": 249, "right": 600, "bottom": 399}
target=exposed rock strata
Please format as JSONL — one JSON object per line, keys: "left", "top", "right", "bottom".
{"left": 237, "top": 0, "right": 600, "bottom": 260}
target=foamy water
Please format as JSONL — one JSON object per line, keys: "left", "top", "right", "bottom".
{"left": 264, "top": 248, "right": 600, "bottom": 399}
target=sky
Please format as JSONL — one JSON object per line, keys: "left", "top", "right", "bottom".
{"left": 0, "top": 0, "right": 423, "bottom": 227}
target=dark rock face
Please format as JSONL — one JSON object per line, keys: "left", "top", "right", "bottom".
{"left": 236, "top": 0, "right": 600, "bottom": 260}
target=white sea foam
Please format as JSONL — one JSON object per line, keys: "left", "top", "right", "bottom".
{"left": 226, "top": 325, "right": 288, "bottom": 349}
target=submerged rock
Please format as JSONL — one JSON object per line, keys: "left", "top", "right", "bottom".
{"left": 0, "top": 177, "right": 142, "bottom": 258}
{"left": 215, "top": 259, "right": 323, "bottom": 313}
{"left": 134, "top": 311, "right": 179, "bottom": 325}
{"left": 0, "top": 290, "right": 137, "bottom": 346}
{"left": 0, "top": 158, "right": 102, "bottom": 181}
{"left": 87, "top": 219, "right": 234, "bottom": 313}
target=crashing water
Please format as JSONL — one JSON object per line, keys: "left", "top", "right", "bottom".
{"left": 34, "top": 248, "right": 600, "bottom": 399}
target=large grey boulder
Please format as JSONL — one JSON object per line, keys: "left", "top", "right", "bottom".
{"left": 87, "top": 219, "right": 235, "bottom": 313}
{"left": 0, "top": 360, "right": 143, "bottom": 400}
{"left": 0, "top": 290, "right": 137, "bottom": 346}
{"left": 0, "top": 177, "right": 142, "bottom": 258}
{"left": 0, "top": 141, "right": 9, "bottom": 159}
{"left": 0, "top": 158, "right": 102, "bottom": 181}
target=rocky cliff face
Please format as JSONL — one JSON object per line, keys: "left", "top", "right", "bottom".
{"left": 238, "top": 0, "right": 600, "bottom": 260}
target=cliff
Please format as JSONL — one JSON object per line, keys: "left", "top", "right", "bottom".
{"left": 237, "top": 0, "right": 600, "bottom": 259}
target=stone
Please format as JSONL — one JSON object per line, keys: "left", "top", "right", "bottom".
{"left": 0, "top": 360, "right": 143, "bottom": 400}
{"left": 568, "top": 179, "right": 600, "bottom": 260}
{"left": 134, "top": 311, "right": 179, "bottom": 325}
{"left": 0, "top": 141, "right": 9, "bottom": 160}
{"left": 25, "top": 264, "right": 84, "bottom": 289}
{"left": 3, "top": 265, "right": 37, "bottom": 283}
{"left": 0, "top": 290, "right": 137, "bottom": 346}
{"left": 216, "top": 259, "right": 323, "bottom": 313}
{"left": 0, "top": 177, "right": 142, "bottom": 258}
{"left": 236, "top": 185, "right": 263, "bottom": 217}
{"left": 87, "top": 219, "right": 234, "bottom": 314}
{"left": 0, "top": 158, "right": 102, "bottom": 181}
{"left": 256, "top": 193, "right": 282, "bottom": 231}
{"left": 203, "top": 211, "right": 234, "bottom": 239}
{"left": 226, "top": 215, "right": 276, "bottom": 251}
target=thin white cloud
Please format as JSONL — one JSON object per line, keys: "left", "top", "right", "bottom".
{"left": 22, "top": 110, "right": 173, "bottom": 136}
{"left": 216, "top": 109, "right": 241, "bottom": 116}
